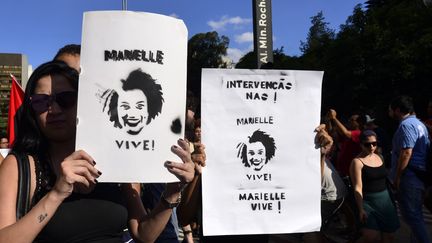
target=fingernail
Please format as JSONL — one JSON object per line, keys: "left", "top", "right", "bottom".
{"left": 172, "top": 145, "right": 178, "bottom": 149}
{"left": 97, "top": 171, "right": 102, "bottom": 175}
{"left": 165, "top": 161, "right": 172, "bottom": 166}
{"left": 94, "top": 179, "right": 98, "bottom": 183}
{"left": 93, "top": 160, "right": 96, "bottom": 165}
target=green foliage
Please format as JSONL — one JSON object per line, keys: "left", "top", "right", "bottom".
{"left": 187, "top": 31, "right": 229, "bottom": 97}
{"left": 235, "top": 47, "right": 303, "bottom": 70}
{"left": 196, "top": 1, "right": 432, "bottom": 127}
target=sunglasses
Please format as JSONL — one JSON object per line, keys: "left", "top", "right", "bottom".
{"left": 30, "top": 91, "right": 78, "bottom": 114}
{"left": 363, "top": 141, "right": 377, "bottom": 147}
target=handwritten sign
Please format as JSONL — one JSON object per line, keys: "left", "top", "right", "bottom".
{"left": 76, "top": 11, "right": 187, "bottom": 182}
{"left": 201, "top": 69, "right": 323, "bottom": 235}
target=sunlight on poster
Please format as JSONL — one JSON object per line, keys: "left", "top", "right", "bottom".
{"left": 201, "top": 68, "right": 323, "bottom": 235}
{"left": 76, "top": 11, "right": 187, "bottom": 182}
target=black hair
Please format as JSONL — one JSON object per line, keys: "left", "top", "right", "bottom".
{"left": 237, "top": 130, "right": 276, "bottom": 169}
{"left": 107, "top": 69, "right": 164, "bottom": 126}
{"left": 390, "top": 95, "right": 414, "bottom": 115}
{"left": 12, "top": 61, "right": 79, "bottom": 156}
{"left": 53, "top": 44, "right": 81, "bottom": 60}
{"left": 360, "top": 129, "right": 377, "bottom": 143}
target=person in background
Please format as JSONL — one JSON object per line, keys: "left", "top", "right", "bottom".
{"left": 0, "top": 138, "right": 10, "bottom": 160}
{"left": 327, "top": 109, "right": 366, "bottom": 176}
{"left": 301, "top": 124, "right": 348, "bottom": 243}
{"left": 178, "top": 92, "right": 205, "bottom": 243}
{"left": 350, "top": 130, "right": 399, "bottom": 242}
{"left": 364, "top": 115, "right": 391, "bottom": 168}
{"left": 422, "top": 99, "right": 432, "bottom": 139}
{"left": 53, "top": 44, "right": 81, "bottom": 72}
{"left": 389, "top": 95, "right": 430, "bottom": 243}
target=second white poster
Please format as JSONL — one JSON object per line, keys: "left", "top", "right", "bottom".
{"left": 201, "top": 68, "right": 323, "bottom": 236}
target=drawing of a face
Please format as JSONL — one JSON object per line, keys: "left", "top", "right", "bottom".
{"left": 248, "top": 141, "right": 266, "bottom": 171}
{"left": 237, "top": 129, "right": 276, "bottom": 171}
{"left": 101, "top": 69, "right": 164, "bottom": 136}
{"left": 118, "top": 89, "right": 149, "bottom": 135}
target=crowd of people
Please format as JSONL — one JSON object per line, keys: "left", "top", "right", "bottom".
{"left": 0, "top": 43, "right": 431, "bottom": 243}
{"left": 319, "top": 96, "right": 431, "bottom": 243}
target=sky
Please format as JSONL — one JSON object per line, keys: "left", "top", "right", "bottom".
{"left": 1, "top": 0, "right": 365, "bottom": 68}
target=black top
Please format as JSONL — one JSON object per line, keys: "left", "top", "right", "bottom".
{"left": 34, "top": 183, "right": 128, "bottom": 243}
{"left": 360, "top": 160, "right": 387, "bottom": 193}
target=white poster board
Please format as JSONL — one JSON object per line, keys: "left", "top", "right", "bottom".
{"left": 76, "top": 11, "right": 187, "bottom": 182}
{"left": 201, "top": 68, "right": 323, "bottom": 236}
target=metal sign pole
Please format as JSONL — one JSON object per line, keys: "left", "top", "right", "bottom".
{"left": 252, "top": 0, "right": 274, "bottom": 69}
{"left": 122, "top": 0, "right": 128, "bottom": 10}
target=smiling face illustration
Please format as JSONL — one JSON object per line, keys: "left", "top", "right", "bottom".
{"left": 102, "top": 69, "right": 164, "bottom": 135}
{"left": 237, "top": 129, "right": 276, "bottom": 171}
{"left": 117, "top": 89, "right": 149, "bottom": 135}
{"left": 248, "top": 141, "right": 266, "bottom": 171}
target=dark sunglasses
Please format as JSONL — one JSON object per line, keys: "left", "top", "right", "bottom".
{"left": 363, "top": 141, "right": 377, "bottom": 147}
{"left": 30, "top": 91, "right": 78, "bottom": 114}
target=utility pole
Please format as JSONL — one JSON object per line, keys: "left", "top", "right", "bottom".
{"left": 122, "top": 0, "right": 128, "bottom": 10}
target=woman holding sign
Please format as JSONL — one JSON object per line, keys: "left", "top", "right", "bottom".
{"left": 0, "top": 61, "right": 194, "bottom": 242}
{"left": 350, "top": 130, "right": 399, "bottom": 243}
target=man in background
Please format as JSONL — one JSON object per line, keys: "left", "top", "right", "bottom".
{"left": 389, "top": 95, "right": 430, "bottom": 243}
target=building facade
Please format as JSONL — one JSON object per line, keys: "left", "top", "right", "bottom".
{"left": 0, "top": 53, "right": 30, "bottom": 137}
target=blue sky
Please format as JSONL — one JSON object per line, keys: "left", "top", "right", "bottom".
{"left": 1, "top": 0, "right": 364, "bottom": 68}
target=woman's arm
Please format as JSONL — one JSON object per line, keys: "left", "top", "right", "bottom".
{"left": 127, "top": 139, "right": 195, "bottom": 243}
{"left": 125, "top": 183, "right": 184, "bottom": 243}
{"left": 177, "top": 141, "right": 206, "bottom": 226}
{"left": 0, "top": 155, "right": 64, "bottom": 243}
{"left": 328, "top": 109, "right": 352, "bottom": 139}
{"left": 0, "top": 151, "right": 100, "bottom": 243}
{"left": 315, "top": 124, "right": 334, "bottom": 179}
{"left": 177, "top": 174, "right": 201, "bottom": 226}
{"left": 349, "top": 158, "right": 366, "bottom": 223}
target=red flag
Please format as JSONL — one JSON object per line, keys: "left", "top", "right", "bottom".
{"left": 7, "top": 74, "right": 24, "bottom": 147}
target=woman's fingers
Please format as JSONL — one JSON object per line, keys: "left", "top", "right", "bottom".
{"left": 65, "top": 150, "right": 95, "bottom": 166}
{"left": 165, "top": 160, "right": 194, "bottom": 183}
{"left": 177, "top": 139, "right": 191, "bottom": 153}
{"left": 61, "top": 158, "right": 101, "bottom": 188}
{"left": 64, "top": 159, "right": 101, "bottom": 178}
{"left": 171, "top": 141, "right": 193, "bottom": 165}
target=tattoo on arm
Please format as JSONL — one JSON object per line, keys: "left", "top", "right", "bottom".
{"left": 38, "top": 213, "right": 48, "bottom": 223}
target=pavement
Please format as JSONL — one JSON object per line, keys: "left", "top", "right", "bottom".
{"left": 180, "top": 204, "right": 432, "bottom": 243}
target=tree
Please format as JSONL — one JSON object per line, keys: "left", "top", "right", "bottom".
{"left": 235, "top": 47, "right": 303, "bottom": 70}
{"left": 300, "top": 11, "right": 335, "bottom": 69}
{"left": 187, "top": 31, "right": 229, "bottom": 97}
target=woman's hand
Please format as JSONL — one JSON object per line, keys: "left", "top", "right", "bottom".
{"left": 327, "top": 109, "right": 337, "bottom": 120}
{"left": 51, "top": 150, "right": 101, "bottom": 201}
{"left": 164, "top": 139, "right": 195, "bottom": 185}
{"left": 314, "top": 124, "right": 333, "bottom": 156}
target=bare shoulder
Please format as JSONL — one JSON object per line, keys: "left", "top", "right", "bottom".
{"left": 350, "top": 158, "right": 364, "bottom": 174}
{"left": 351, "top": 158, "right": 363, "bottom": 167}
{"left": 0, "top": 154, "right": 19, "bottom": 228}
{"left": 0, "top": 154, "right": 19, "bottom": 181}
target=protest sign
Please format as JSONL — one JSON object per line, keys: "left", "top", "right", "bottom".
{"left": 201, "top": 68, "right": 323, "bottom": 235}
{"left": 76, "top": 11, "right": 187, "bottom": 182}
